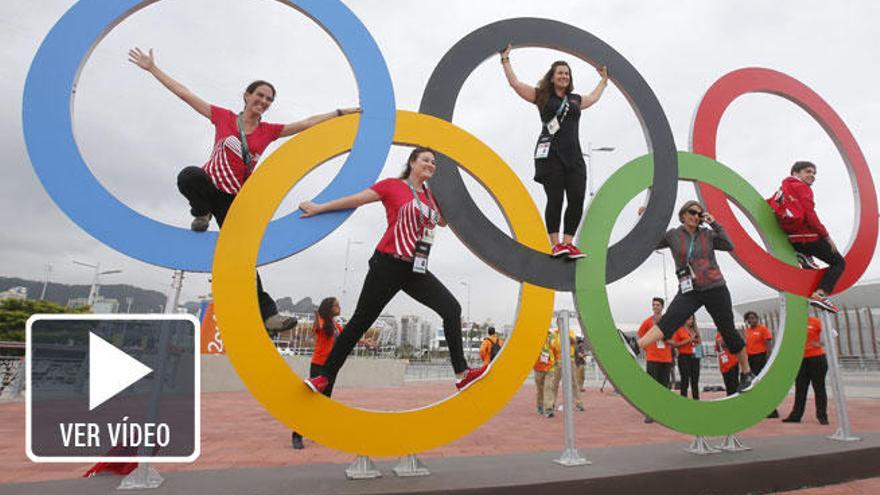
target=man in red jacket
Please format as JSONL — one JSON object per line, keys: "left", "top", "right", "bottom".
{"left": 775, "top": 161, "right": 845, "bottom": 313}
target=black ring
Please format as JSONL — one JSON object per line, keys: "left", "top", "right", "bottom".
{"left": 419, "top": 18, "right": 678, "bottom": 290}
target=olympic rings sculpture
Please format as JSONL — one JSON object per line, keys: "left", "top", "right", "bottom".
{"left": 24, "top": 2, "right": 877, "bottom": 456}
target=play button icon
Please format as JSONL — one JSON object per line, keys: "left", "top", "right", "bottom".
{"left": 27, "top": 314, "right": 199, "bottom": 462}
{"left": 89, "top": 332, "right": 153, "bottom": 411}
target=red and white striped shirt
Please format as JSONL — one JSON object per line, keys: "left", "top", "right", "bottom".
{"left": 371, "top": 178, "right": 439, "bottom": 258}
{"left": 201, "top": 106, "right": 284, "bottom": 195}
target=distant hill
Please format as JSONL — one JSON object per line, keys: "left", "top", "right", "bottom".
{"left": 0, "top": 277, "right": 167, "bottom": 313}
{"left": 277, "top": 296, "right": 317, "bottom": 314}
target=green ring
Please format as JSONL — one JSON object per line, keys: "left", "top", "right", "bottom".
{"left": 575, "top": 151, "right": 807, "bottom": 435}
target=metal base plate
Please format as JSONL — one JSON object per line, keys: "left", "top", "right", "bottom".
{"left": 554, "top": 448, "right": 591, "bottom": 466}
{"left": 717, "top": 434, "right": 751, "bottom": 452}
{"left": 393, "top": 454, "right": 430, "bottom": 477}
{"left": 829, "top": 427, "right": 861, "bottom": 442}
{"left": 117, "top": 464, "right": 164, "bottom": 490}
{"left": 684, "top": 436, "right": 721, "bottom": 455}
{"left": 345, "top": 456, "right": 382, "bottom": 480}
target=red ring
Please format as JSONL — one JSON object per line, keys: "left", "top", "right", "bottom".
{"left": 691, "top": 67, "right": 877, "bottom": 296}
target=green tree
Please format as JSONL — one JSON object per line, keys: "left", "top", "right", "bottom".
{"left": 0, "top": 299, "right": 90, "bottom": 343}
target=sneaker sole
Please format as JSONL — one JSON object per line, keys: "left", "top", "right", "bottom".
{"left": 737, "top": 380, "right": 756, "bottom": 394}
{"left": 809, "top": 299, "right": 839, "bottom": 313}
{"left": 551, "top": 251, "right": 570, "bottom": 257}
{"left": 304, "top": 380, "right": 321, "bottom": 393}
{"left": 566, "top": 253, "right": 587, "bottom": 260}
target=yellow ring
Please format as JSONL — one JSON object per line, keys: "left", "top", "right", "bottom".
{"left": 212, "top": 111, "right": 554, "bottom": 456}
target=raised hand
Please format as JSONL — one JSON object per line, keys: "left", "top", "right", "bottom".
{"left": 128, "top": 47, "right": 156, "bottom": 72}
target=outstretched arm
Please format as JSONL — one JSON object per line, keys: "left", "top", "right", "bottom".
{"left": 579, "top": 65, "right": 609, "bottom": 109}
{"left": 279, "top": 107, "right": 361, "bottom": 137}
{"left": 299, "top": 188, "right": 380, "bottom": 217}
{"left": 500, "top": 44, "right": 537, "bottom": 104}
{"left": 128, "top": 48, "right": 211, "bottom": 119}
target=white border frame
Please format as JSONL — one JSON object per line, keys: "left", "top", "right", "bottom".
{"left": 25, "top": 313, "right": 201, "bottom": 463}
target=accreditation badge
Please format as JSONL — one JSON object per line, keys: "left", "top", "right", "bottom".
{"left": 676, "top": 266, "right": 694, "bottom": 294}
{"left": 412, "top": 227, "right": 434, "bottom": 274}
{"left": 534, "top": 134, "right": 552, "bottom": 160}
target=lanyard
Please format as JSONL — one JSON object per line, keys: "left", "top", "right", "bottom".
{"left": 405, "top": 180, "right": 439, "bottom": 225}
{"left": 545, "top": 94, "right": 570, "bottom": 126}
{"left": 680, "top": 230, "right": 697, "bottom": 266}
{"left": 237, "top": 113, "right": 255, "bottom": 173}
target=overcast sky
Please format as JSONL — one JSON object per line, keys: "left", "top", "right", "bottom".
{"left": 3, "top": 0, "right": 878, "bottom": 331}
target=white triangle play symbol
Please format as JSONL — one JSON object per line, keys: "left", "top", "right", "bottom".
{"left": 89, "top": 332, "right": 153, "bottom": 411}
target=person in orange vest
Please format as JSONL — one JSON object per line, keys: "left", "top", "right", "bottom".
{"left": 782, "top": 316, "right": 829, "bottom": 424}
{"left": 533, "top": 328, "right": 561, "bottom": 416}
{"left": 292, "top": 297, "right": 344, "bottom": 450}
{"left": 480, "top": 327, "right": 504, "bottom": 365}
{"left": 672, "top": 315, "right": 701, "bottom": 400}
{"left": 716, "top": 331, "right": 740, "bottom": 396}
{"left": 638, "top": 297, "right": 674, "bottom": 422}
{"left": 743, "top": 311, "right": 779, "bottom": 418}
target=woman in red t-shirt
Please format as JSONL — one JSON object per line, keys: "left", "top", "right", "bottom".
{"left": 128, "top": 47, "right": 358, "bottom": 333}
{"left": 292, "top": 297, "right": 344, "bottom": 450}
{"left": 298, "top": 148, "right": 489, "bottom": 394}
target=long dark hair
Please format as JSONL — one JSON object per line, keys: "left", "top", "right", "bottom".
{"left": 398, "top": 147, "right": 436, "bottom": 179}
{"left": 313, "top": 297, "right": 338, "bottom": 337}
{"left": 535, "top": 61, "right": 574, "bottom": 110}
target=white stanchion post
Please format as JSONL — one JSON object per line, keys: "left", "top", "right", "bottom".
{"left": 118, "top": 322, "right": 173, "bottom": 490}
{"left": 819, "top": 311, "right": 860, "bottom": 442}
{"left": 345, "top": 455, "right": 382, "bottom": 479}
{"left": 554, "top": 311, "right": 590, "bottom": 466}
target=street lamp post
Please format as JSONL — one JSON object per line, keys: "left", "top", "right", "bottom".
{"left": 72, "top": 260, "right": 122, "bottom": 306}
{"left": 40, "top": 263, "right": 52, "bottom": 300}
{"left": 583, "top": 142, "right": 616, "bottom": 200}
{"left": 342, "top": 238, "right": 364, "bottom": 314}
{"left": 654, "top": 251, "right": 670, "bottom": 303}
{"left": 460, "top": 280, "right": 472, "bottom": 363}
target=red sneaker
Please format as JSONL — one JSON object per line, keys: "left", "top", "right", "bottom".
{"left": 565, "top": 243, "right": 587, "bottom": 259}
{"left": 305, "top": 375, "right": 329, "bottom": 393}
{"left": 456, "top": 364, "right": 489, "bottom": 391}
{"left": 551, "top": 244, "right": 570, "bottom": 257}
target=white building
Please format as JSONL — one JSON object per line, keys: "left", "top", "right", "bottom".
{"left": 0, "top": 286, "right": 27, "bottom": 301}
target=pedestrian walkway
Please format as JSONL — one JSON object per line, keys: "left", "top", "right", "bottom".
{"left": 1, "top": 382, "right": 877, "bottom": 491}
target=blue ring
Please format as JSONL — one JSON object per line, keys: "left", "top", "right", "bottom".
{"left": 23, "top": 0, "right": 395, "bottom": 271}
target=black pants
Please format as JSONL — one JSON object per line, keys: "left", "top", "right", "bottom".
{"left": 322, "top": 252, "right": 468, "bottom": 380}
{"left": 722, "top": 369, "right": 740, "bottom": 396}
{"left": 540, "top": 168, "right": 586, "bottom": 236}
{"left": 793, "top": 239, "right": 846, "bottom": 294}
{"left": 177, "top": 167, "right": 277, "bottom": 320}
{"left": 646, "top": 361, "right": 672, "bottom": 389}
{"left": 787, "top": 355, "right": 828, "bottom": 421}
{"left": 658, "top": 285, "right": 745, "bottom": 355}
{"left": 677, "top": 354, "right": 700, "bottom": 399}
{"left": 292, "top": 363, "right": 334, "bottom": 441}
{"left": 749, "top": 352, "right": 779, "bottom": 415}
